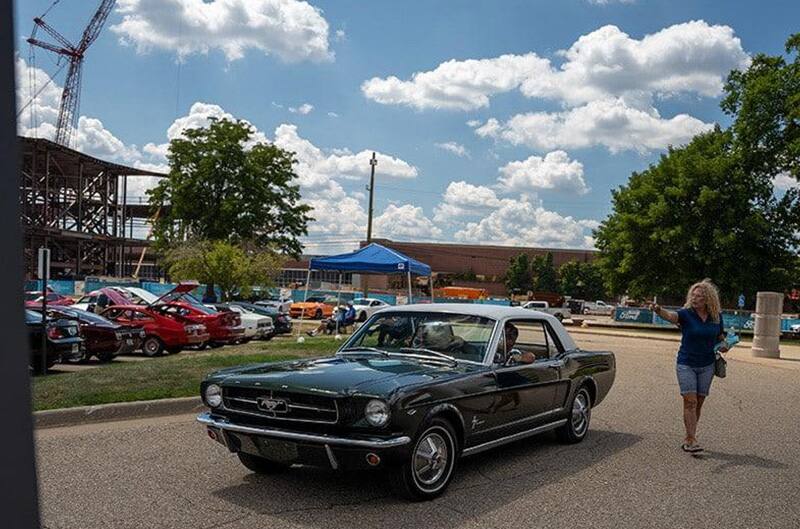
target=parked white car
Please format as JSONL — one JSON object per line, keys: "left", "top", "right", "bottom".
{"left": 255, "top": 295, "right": 293, "bottom": 313}
{"left": 522, "top": 300, "right": 571, "bottom": 321}
{"left": 352, "top": 298, "right": 391, "bottom": 322}
{"left": 208, "top": 304, "right": 274, "bottom": 341}
{"left": 582, "top": 300, "right": 615, "bottom": 316}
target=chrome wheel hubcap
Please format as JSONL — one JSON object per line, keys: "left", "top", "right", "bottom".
{"left": 572, "top": 392, "right": 589, "bottom": 436}
{"left": 414, "top": 432, "right": 448, "bottom": 486}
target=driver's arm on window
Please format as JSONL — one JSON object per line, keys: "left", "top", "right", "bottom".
{"left": 509, "top": 351, "right": 535, "bottom": 364}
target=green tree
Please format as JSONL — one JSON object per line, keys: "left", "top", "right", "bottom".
{"left": 149, "top": 118, "right": 312, "bottom": 257}
{"left": 722, "top": 34, "right": 800, "bottom": 185}
{"left": 594, "top": 127, "right": 796, "bottom": 303}
{"left": 165, "top": 240, "right": 284, "bottom": 301}
{"left": 532, "top": 253, "right": 559, "bottom": 293}
{"left": 559, "top": 261, "right": 607, "bottom": 300}
{"left": 505, "top": 253, "right": 533, "bottom": 293}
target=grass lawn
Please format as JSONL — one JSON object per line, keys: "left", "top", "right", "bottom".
{"left": 32, "top": 336, "right": 341, "bottom": 411}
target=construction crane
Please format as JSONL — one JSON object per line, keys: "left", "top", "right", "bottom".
{"left": 27, "top": 0, "right": 116, "bottom": 148}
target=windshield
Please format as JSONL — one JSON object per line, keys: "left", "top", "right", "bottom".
{"left": 344, "top": 312, "right": 495, "bottom": 363}
{"left": 352, "top": 299, "right": 370, "bottom": 306}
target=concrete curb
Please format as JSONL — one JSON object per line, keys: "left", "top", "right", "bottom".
{"left": 35, "top": 396, "right": 204, "bottom": 429}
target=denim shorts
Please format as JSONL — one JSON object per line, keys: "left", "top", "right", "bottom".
{"left": 676, "top": 362, "right": 715, "bottom": 396}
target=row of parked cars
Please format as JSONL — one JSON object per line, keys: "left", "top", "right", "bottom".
{"left": 23, "top": 283, "right": 294, "bottom": 372}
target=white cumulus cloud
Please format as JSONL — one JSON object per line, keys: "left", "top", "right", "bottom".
{"left": 111, "top": 0, "right": 334, "bottom": 62}
{"left": 498, "top": 151, "right": 589, "bottom": 194}
{"left": 435, "top": 141, "right": 470, "bottom": 158}
{"left": 454, "top": 198, "right": 596, "bottom": 249}
{"left": 433, "top": 181, "right": 501, "bottom": 223}
{"left": 374, "top": 204, "right": 442, "bottom": 240}
{"left": 362, "top": 21, "right": 748, "bottom": 111}
{"left": 476, "top": 98, "right": 712, "bottom": 153}
{"left": 362, "top": 53, "right": 552, "bottom": 111}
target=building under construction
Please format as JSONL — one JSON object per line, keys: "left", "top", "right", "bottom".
{"left": 19, "top": 136, "right": 166, "bottom": 280}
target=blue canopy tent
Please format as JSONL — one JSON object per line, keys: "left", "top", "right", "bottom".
{"left": 297, "top": 243, "right": 433, "bottom": 336}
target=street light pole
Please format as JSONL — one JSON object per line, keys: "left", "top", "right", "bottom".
{"left": 366, "top": 152, "right": 377, "bottom": 242}
{"left": 363, "top": 152, "right": 377, "bottom": 297}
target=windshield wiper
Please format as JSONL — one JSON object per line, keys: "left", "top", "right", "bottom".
{"left": 338, "top": 347, "right": 390, "bottom": 357}
{"left": 398, "top": 348, "right": 458, "bottom": 365}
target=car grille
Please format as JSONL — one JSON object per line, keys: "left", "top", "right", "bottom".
{"left": 222, "top": 387, "right": 338, "bottom": 424}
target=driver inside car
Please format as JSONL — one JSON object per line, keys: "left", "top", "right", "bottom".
{"left": 494, "top": 323, "right": 535, "bottom": 365}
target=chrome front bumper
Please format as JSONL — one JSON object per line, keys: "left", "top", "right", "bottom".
{"left": 196, "top": 412, "right": 411, "bottom": 449}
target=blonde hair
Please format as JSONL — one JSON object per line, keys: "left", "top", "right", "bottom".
{"left": 684, "top": 280, "right": 722, "bottom": 323}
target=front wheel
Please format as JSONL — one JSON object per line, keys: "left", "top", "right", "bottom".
{"left": 314, "top": 309, "right": 323, "bottom": 319}
{"left": 556, "top": 386, "right": 592, "bottom": 444}
{"left": 391, "top": 418, "right": 458, "bottom": 501}
{"left": 358, "top": 311, "right": 367, "bottom": 322}
{"left": 554, "top": 313, "right": 564, "bottom": 322}
{"left": 237, "top": 452, "right": 287, "bottom": 474}
{"left": 142, "top": 336, "right": 164, "bottom": 357}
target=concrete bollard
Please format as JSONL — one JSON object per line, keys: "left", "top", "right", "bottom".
{"left": 751, "top": 291, "right": 783, "bottom": 359}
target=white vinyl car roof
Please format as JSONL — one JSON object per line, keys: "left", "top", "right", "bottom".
{"left": 379, "top": 303, "right": 577, "bottom": 351}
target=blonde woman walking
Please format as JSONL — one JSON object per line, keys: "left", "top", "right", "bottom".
{"left": 651, "top": 280, "right": 729, "bottom": 453}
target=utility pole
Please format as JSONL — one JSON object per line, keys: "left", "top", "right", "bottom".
{"left": 363, "top": 152, "right": 377, "bottom": 297}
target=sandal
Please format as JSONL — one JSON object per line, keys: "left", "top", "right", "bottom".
{"left": 681, "top": 442, "right": 704, "bottom": 453}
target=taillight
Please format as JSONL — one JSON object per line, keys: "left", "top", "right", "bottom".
{"left": 47, "top": 326, "right": 64, "bottom": 340}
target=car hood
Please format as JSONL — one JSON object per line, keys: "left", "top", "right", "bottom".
{"left": 210, "top": 355, "right": 480, "bottom": 397}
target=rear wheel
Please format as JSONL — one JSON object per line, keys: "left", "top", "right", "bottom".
{"left": 554, "top": 313, "right": 564, "bottom": 322}
{"left": 142, "top": 336, "right": 164, "bottom": 357}
{"left": 556, "top": 386, "right": 592, "bottom": 444}
{"left": 391, "top": 418, "right": 458, "bottom": 501}
{"left": 237, "top": 452, "right": 288, "bottom": 474}
{"left": 314, "top": 309, "right": 323, "bottom": 319}
{"left": 358, "top": 311, "right": 367, "bottom": 322}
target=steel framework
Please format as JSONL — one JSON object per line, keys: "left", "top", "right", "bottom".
{"left": 19, "top": 136, "right": 166, "bottom": 279}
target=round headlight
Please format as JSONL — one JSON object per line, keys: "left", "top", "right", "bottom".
{"left": 204, "top": 384, "right": 222, "bottom": 408}
{"left": 365, "top": 399, "right": 389, "bottom": 427}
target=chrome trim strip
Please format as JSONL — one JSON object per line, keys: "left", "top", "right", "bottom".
{"left": 219, "top": 404, "right": 339, "bottom": 425}
{"left": 288, "top": 403, "right": 337, "bottom": 413}
{"left": 197, "top": 413, "right": 411, "bottom": 448}
{"left": 478, "top": 407, "right": 565, "bottom": 434}
{"left": 461, "top": 419, "right": 568, "bottom": 457}
{"left": 324, "top": 444, "right": 339, "bottom": 470}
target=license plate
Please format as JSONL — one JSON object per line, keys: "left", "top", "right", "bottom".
{"left": 126, "top": 339, "right": 134, "bottom": 345}
{"left": 257, "top": 438, "right": 298, "bottom": 462}
{"left": 71, "top": 344, "right": 79, "bottom": 353}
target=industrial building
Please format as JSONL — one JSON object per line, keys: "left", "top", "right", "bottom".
{"left": 282, "top": 239, "right": 598, "bottom": 295}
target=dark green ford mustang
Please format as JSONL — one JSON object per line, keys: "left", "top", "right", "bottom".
{"left": 199, "top": 304, "right": 615, "bottom": 500}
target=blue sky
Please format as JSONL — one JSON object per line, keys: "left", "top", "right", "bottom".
{"left": 13, "top": 0, "right": 800, "bottom": 253}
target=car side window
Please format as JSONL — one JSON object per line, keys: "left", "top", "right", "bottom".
{"left": 544, "top": 323, "right": 565, "bottom": 356}
{"left": 506, "top": 319, "right": 552, "bottom": 361}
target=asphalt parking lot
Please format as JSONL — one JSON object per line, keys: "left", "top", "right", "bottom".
{"left": 36, "top": 332, "right": 800, "bottom": 529}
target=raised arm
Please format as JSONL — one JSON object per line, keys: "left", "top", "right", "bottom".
{"left": 650, "top": 303, "right": 679, "bottom": 325}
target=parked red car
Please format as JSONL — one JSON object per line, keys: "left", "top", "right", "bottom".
{"left": 44, "top": 306, "right": 145, "bottom": 362}
{"left": 152, "top": 282, "right": 244, "bottom": 347}
{"left": 24, "top": 289, "right": 74, "bottom": 308}
{"left": 101, "top": 305, "right": 209, "bottom": 356}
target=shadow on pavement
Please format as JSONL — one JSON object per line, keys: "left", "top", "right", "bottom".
{"left": 212, "top": 428, "right": 640, "bottom": 526}
{"left": 694, "top": 450, "right": 788, "bottom": 472}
